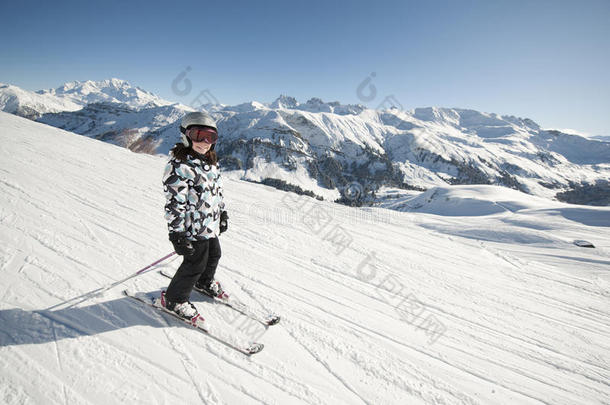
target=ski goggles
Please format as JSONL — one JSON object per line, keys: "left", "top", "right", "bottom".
{"left": 186, "top": 126, "right": 218, "bottom": 143}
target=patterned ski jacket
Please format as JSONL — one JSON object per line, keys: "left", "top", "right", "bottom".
{"left": 163, "top": 152, "right": 225, "bottom": 241}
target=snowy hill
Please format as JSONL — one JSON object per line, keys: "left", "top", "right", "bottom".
{"left": 1, "top": 112, "right": 609, "bottom": 404}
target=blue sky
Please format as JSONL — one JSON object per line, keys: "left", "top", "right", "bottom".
{"left": 1, "top": 0, "right": 609, "bottom": 136}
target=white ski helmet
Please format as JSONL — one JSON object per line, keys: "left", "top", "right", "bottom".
{"left": 179, "top": 112, "right": 217, "bottom": 147}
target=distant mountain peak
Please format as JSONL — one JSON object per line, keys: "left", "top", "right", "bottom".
{"left": 103, "top": 77, "right": 130, "bottom": 87}
{"left": 270, "top": 95, "right": 299, "bottom": 109}
{"left": 305, "top": 97, "right": 325, "bottom": 105}
{"left": 35, "top": 78, "right": 172, "bottom": 109}
{"left": 40, "top": 78, "right": 132, "bottom": 94}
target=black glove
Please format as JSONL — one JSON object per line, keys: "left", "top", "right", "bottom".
{"left": 169, "top": 232, "right": 194, "bottom": 256}
{"left": 219, "top": 211, "right": 228, "bottom": 234}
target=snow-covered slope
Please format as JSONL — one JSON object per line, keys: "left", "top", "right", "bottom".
{"left": 1, "top": 112, "right": 609, "bottom": 404}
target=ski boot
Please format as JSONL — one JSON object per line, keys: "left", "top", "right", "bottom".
{"left": 155, "top": 291, "right": 203, "bottom": 325}
{"left": 195, "top": 280, "right": 229, "bottom": 301}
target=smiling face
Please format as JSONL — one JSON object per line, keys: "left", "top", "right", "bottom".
{"left": 192, "top": 139, "right": 212, "bottom": 154}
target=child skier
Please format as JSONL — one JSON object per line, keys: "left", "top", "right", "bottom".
{"left": 158, "top": 111, "right": 229, "bottom": 321}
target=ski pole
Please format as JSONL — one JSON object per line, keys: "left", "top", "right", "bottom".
{"left": 134, "top": 251, "right": 177, "bottom": 276}
{"left": 97, "top": 251, "right": 178, "bottom": 293}
{"left": 110, "top": 251, "right": 178, "bottom": 283}
{"left": 46, "top": 252, "right": 177, "bottom": 310}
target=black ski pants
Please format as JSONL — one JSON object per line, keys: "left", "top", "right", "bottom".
{"left": 165, "top": 237, "right": 221, "bottom": 303}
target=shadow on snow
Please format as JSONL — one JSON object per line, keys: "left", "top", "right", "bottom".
{"left": 0, "top": 294, "right": 172, "bottom": 347}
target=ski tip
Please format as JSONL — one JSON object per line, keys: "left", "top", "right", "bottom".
{"left": 266, "top": 315, "right": 281, "bottom": 326}
{"left": 246, "top": 343, "right": 264, "bottom": 355}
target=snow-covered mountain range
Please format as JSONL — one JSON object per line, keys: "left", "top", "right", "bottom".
{"left": 0, "top": 82, "right": 81, "bottom": 119}
{"left": 0, "top": 79, "right": 177, "bottom": 119}
{"left": 2, "top": 79, "right": 609, "bottom": 205}
{"left": 1, "top": 111, "right": 609, "bottom": 404}
{"left": 38, "top": 78, "right": 176, "bottom": 109}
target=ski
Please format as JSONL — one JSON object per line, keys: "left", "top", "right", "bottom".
{"left": 123, "top": 289, "right": 264, "bottom": 355}
{"left": 159, "top": 269, "right": 281, "bottom": 327}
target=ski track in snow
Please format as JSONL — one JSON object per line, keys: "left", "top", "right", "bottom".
{"left": 1, "top": 112, "right": 609, "bottom": 404}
